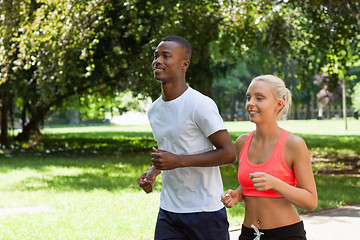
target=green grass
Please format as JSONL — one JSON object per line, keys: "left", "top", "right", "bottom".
{"left": 1, "top": 119, "right": 359, "bottom": 239}
{"left": 225, "top": 119, "right": 360, "bottom": 135}
{"left": 0, "top": 154, "right": 160, "bottom": 240}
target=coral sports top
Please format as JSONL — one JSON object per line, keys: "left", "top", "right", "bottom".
{"left": 238, "top": 130, "right": 297, "bottom": 198}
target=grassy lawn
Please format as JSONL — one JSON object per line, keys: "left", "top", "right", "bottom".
{"left": 0, "top": 154, "right": 160, "bottom": 240}
{"left": 0, "top": 119, "right": 359, "bottom": 239}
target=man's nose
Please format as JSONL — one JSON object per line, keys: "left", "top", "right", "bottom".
{"left": 153, "top": 56, "right": 162, "bottom": 66}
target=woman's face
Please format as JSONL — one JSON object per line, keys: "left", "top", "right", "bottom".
{"left": 245, "top": 80, "right": 281, "bottom": 123}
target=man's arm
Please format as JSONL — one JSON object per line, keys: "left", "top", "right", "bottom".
{"left": 151, "top": 129, "right": 236, "bottom": 170}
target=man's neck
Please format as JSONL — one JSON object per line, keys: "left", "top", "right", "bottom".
{"left": 161, "top": 81, "right": 188, "bottom": 101}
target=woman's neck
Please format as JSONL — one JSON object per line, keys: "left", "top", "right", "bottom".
{"left": 254, "top": 123, "right": 282, "bottom": 142}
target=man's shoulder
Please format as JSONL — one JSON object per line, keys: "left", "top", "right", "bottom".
{"left": 188, "top": 87, "right": 215, "bottom": 104}
{"left": 148, "top": 96, "right": 162, "bottom": 113}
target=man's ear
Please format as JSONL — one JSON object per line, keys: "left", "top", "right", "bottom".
{"left": 182, "top": 60, "right": 190, "bottom": 70}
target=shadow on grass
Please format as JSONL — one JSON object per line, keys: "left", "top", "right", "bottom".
{"left": 300, "top": 134, "right": 360, "bottom": 154}
{"left": 0, "top": 152, "right": 159, "bottom": 192}
{"left": 16, "top": 173, "right": 141, "bottom": 192}
{"left": 48, "top": 131, "right": 154, "bottom": 139}
{"left": 5, "top": 132, "right": 157, "bottom": 157}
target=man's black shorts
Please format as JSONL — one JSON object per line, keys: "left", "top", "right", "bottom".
{"left": 154, "top": 207, "right": 230, "bottom": 240}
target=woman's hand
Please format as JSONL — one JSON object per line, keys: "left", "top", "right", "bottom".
{"left": 250, "top": 172, "right": 279, "bottom": 192}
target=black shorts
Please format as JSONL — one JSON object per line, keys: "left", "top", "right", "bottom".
{"left": 154, "top": 207, "right": 230, "bottom": 240}
{"left": 239, "top": 221, "right": 306, "bottom": 240}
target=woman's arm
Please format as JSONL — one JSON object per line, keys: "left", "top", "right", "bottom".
{"left": 251, "top": 133, "right": 318, "bottom": 211}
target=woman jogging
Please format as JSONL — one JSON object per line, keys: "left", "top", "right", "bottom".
{"left": 221, "top": 75, "right": 317, "bottom": 240}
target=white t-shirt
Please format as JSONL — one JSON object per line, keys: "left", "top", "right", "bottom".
{"left": 148, "top": 86, "right": 226, "bottom": 213}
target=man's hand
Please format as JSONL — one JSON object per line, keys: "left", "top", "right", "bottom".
{"left": 151, "top": 147, "right": 181, "bottom": 170}
{"left": 221, "top": 188, "right": 243, "bottom": 208}
{"left": 138, "top": 170, "right": 157, "bottom": 194}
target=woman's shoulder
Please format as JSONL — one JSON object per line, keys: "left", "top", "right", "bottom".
{"left": 235, "top": 133, "right": 252, "bottom": 157}
{"left": 284, "top": 131, "right": 308, "bottom": 158}
{"left": 235, "top": 132, "right": 252, "bottom": 150}
{"left": 285, "top": 131, "right": 306, "bottom": 147}
{"left": 236, "top": 132, "right": 252, "bottom": 143}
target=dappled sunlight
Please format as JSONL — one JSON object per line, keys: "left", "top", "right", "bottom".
{"left": 0, "top": 153, "right": 159, "bottom": 193}
{"left": 0, "top": 153, "right": 162, "bottom": 239}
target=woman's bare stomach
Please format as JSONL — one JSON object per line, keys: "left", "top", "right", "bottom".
{"left": 243, "top": 196, "right": 301, "bottom": 229}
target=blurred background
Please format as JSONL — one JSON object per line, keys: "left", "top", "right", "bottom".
{"left": 1, "top": 2, "right": 360, "bottom": 239}
{"left": 1, "top": 0, "right": 359, "bottom": 143}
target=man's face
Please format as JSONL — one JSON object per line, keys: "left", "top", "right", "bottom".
{"left": 152, "top": 41, "right": 188, "bottom": 82}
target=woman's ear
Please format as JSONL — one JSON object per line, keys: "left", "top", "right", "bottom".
{"left": 276, "top": 99, "right": 284, "bottom": 112}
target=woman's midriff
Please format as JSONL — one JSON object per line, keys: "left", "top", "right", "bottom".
{"left": 243, "top": 196, "right": 301, "bottom": 229}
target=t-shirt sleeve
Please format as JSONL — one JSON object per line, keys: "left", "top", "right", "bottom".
{"left": 194, "top": 96, "right": 226, "bottom": 137}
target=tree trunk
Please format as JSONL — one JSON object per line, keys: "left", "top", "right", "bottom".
{"left": 15, "top": 107, "right": 44, "bottom": 141}
{"left": 1, "top": 93, "right": 9, "bottom": 145}
{"left": 306, "top": 99, "right": 311, "bottom": 119}
{"left": 230, "top": 92, "right": 236, "bottom": 121}
{"left": 342, "top": 78, "right": 348, "bottom": 130}
{"left": 15, "top": 117, "right": 42, "bottom": 141}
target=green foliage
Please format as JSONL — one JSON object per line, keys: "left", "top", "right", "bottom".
{"left": 352, "top": 82, "right": 360, "bottom": 112}
{"left": 287, "top": 0, "right": 360, "bottom": 88}
{"left": 66, "top": 89, "right": 149, "bottom": 120}
{"left": 1, "top": 0, "right": 232, "bottom": 140}
{"left": 0, "top": 0, "right": 114, "bottom": 139}
{"left": 212, "top": 61, "right": 250, "bottom": 118}
{"left": 1, "top": 0, "right": 360, "bottom": 141}
{"left": 15, "top": 0, "right": 106, "bottom": 99}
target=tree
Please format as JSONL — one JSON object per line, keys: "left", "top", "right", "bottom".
{"left": 8, "top": 0, "right": 111, "bottom": 140}
{"left": 0, "top": 0, "right": 30, "bottom": 145}
{"left": 287, "top": 0, "right": 360, "bottom": 127}
{"left": 3, "top": 0, "right": 168, "bottom": 140}
{"left": 67, "top": 90, "right": 148, "bottom": 121}
{"left": 212, "top": 61, "right": 250, "bottom": 120}
{"left": 1, "top": 0, "right": 233, "bottom": 141}
{"left": 2, "top": 0, "right": 359, "bottom": 142}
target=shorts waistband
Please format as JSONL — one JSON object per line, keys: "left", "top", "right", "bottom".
{"left": 241, "top": 221, "right": 306, "bottom": 239}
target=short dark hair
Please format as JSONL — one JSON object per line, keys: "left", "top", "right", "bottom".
{"left": 161, "top": 36, "right": 192, "bottom": 60}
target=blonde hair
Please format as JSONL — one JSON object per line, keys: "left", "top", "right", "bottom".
{"left": 251, "top": 75, "right": 292, "bottom": 120}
